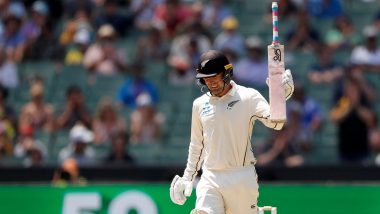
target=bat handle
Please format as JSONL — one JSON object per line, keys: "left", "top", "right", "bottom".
{"left": 272, "top": 2, "right": 279, "bottom": 45}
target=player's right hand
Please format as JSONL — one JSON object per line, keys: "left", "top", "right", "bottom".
{"left": 170, "top": 175, "right": 193, "bottom": 205}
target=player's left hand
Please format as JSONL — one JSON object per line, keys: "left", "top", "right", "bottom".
{"left": 283, "top": 69, "right": 294, "bottom": 100}
{"left": 266, "top": 69, "right": 294, "bottom": 100}
{"left": 170, "top": 175, "right": 193, "bottom": 205}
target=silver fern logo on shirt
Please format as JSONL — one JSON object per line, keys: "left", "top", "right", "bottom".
{"left": 227, "top": 100, "right": 240, "bottom": 110}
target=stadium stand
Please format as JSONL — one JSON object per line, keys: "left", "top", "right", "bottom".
{"left": 0, "top": 0, "right": 379, "bottom": 168}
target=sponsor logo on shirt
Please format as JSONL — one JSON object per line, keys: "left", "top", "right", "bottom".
{"left": 201, "top": 102, "right": 214, "bottom": 117}
{"left": 227, "top": 100, "right": 240, "bottom": 110}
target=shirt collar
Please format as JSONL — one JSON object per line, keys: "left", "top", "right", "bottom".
{"left": 226, "top": 80, "right": 237, "bottom": 97}
{"left": 208, "top": 80, "right": 237, "bottom": 99}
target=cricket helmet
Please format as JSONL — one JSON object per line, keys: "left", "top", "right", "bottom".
{"left": 196, "top": 50, "right": 233, "bottom": 85}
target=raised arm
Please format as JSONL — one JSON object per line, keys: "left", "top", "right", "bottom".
{"left": 251, "top": 91, "right": 285, "bottom": 131}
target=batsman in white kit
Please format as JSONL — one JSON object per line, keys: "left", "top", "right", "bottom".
{"left": 169, "top": 49, "right": 294, "bottom": 214}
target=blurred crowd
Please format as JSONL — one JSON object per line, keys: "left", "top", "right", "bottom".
{"left": 0, "top": 0, "right": 379, "bottom": 169}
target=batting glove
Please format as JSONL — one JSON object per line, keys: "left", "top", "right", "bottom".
{"left": 266, "top": 69, "right": 294, "bottom": 100}
{"left": 283, "top": 69, "right": 294, "bottom": 100}
{"left": 170, "top": 175, "right": 193, "bottom": 205}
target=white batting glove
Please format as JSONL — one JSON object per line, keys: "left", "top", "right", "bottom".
{"left": 170, "top": 175, "right": 193, "bottom": 205}
{"left": 266, "top": 69, "right": 294, "bottom": 100}
{"left": 283, "top": 69, "right": 294, "bottom": 100}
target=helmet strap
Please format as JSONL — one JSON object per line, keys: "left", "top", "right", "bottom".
{"left": 222, "top": 70, "right": 231, "bottom": 85}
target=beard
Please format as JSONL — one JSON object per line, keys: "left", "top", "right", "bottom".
{"left": 208, "top": 84, "right": 225, "bottom": 96}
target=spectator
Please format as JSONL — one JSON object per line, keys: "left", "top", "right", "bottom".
{"left": 63, "top": 0, "right": 94, "bottom": 20}
{"left": 0, "top": 47, "right": 18, "bottom": 89}
{"left": 0, "top": 0, "right": 10, "bottom": 20}
{"left": 106, "top": 132, "right": 134, "bottom": 164}
{"left": 52, "top": 158, "right": 87, "bottom": 186}
{"left": 22, "top": 1, "right": 49, "bottom": 45}
{"left": 56, "top": 85, "right": 92, "bottom": 130}
{"left": 308, "top": 45, "right": 343, "bottom": 85}
{"left": 333, "top": 65, "right": 377, "bottom": 106}
{"left": 0, "top": 120, "right": 14, "bottom": 158}
{"left": 307, "top": 0, "right": 343, "bottom": 19}
{"left": 330, "top": 69, "right": 376, "bottom": 164}
{"left": 257, "top": 84, "right": 322, "bottom": 167}
{"left": 58, "top": 123, "right": 96, "bottom": 166}
{"left": 0, "top": 1, "right": 25, "bottom": 21}
{"left": 117, "top": 62, "right": 159, "bottom": 109}
{"left": 95, "top": 0, "right": 134, "bottom": 37}
{"left": 23, "top": 141, "right": 45, "bottom": 167}
{"left": 187, "top": 1, "right": 204, "bottom": 28}
{"left": 65, "top": 29, "right": 91, "bottom": 65}
{"left": 19, "top": 82, "right": 55, "bottom": 134}
{"left": 287, "top": 84, "right": 323, "bottom": 146}
{"left": 187, "top": 2, "right": 214, "bottom": 42}
{"left": 168, "top": 21, "right": 211, "bottom": 69}
{"left": 136, "top": 26, "right": 170, "bottom": 61}
{"left": 130, "top": 93, "right": 164, "bottom": 144}
{"left": 130, "top": 0, "right": 163, "bottom": 31}
{"left": 151, "top": 0, "right": 191, "bottom": 39}
{"left": 265, "top": 0, "right": 299, "bottom": 23}
{"left": 234, "top": 36, "right": 268, "bottom": 87}
{"left": 202, "top": 0, "right": 232, "bottom": 30}
{"left": 14, "top": 137, "right": 47, "bottom": 167}
{"left": 0, "top": 7, "right": 26, "bottom": 62}
{"left": 0, "top": 86, "right": 16, "bottom": 128}
{"left": 286, "top": 10, "right": 320, "bottom": 52}
{"left": 83, "top": 24, "right": 128, "bottom": 75}
{"left": 350, "top": 25, "right": 380, "bottom": 72}
{"left": 214, "top": 16, "right": 245, "bottom": 56}
{"left": 93, "top": 98, "right": 127, "bottom": 144}
{"left": 0, "top": 90, "right": 16, "bottom": 159}
{"left": 25, "top": 20, "right": 65, "bottom": 61}
{"left": 60, "top": 5, "right": 93, "bottom": 46}
{"left": 221, "top": 47, "right": 239, "bottom": 66}
{"left": 325, "top": 15, "right": 360, "bottom": 51}
{"left": 167, "top": 55, "right": 194, "bottom": 86}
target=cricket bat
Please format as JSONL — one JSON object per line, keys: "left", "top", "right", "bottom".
{"left": 268, "top": 2, "right": 286, "bottom": 123}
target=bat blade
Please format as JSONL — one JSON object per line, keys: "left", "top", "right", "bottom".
{"left": 268, "top": 44, "right": 286, "bottom": 123}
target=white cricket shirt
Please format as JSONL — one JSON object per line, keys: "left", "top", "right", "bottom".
{"left": 183, "top": 81, "right": 283, "bottom": 181}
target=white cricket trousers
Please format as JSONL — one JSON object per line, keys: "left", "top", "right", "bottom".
{"left": 195, "top": 164, "right": 259, "bottom": 214}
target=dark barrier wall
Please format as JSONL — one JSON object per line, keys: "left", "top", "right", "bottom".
{"left": 1, "top": 165, "right": 380, "bottom": 182}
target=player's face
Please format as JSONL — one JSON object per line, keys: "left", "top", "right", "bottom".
{"left": 203, "top": 72, "right": 226, "bottom": 96}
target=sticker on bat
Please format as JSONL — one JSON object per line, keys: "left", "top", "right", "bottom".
{"left": 273, "top": 48, "right": 281, "bottom": 62}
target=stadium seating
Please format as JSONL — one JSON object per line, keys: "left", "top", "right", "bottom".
{"left": 4, "top": 0, "right": 380, "bottom": 167}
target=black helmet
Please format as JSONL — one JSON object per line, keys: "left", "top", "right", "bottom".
{"left": 196, "top": 50, "right": 233, "bottom": 80}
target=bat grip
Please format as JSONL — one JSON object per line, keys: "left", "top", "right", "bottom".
{"left": 272, "top": 2, "right": 279, "bottom": 44}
